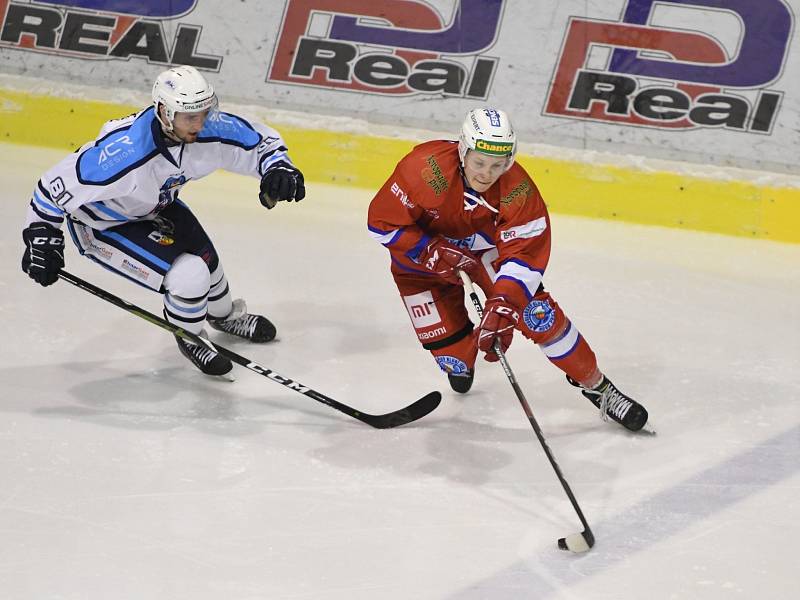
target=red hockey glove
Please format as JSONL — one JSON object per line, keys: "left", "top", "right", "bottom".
{"left": 417, "top": 237, "right": 479, "bottom": 284}
{"left": 477, "top": 296, "right": 519, "bottom": 362}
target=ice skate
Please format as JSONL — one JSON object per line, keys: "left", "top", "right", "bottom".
{"left": 208, "top": 299, "right": 276, "bottom": 343}
{"left": 567, "top": 375, "right": 648, "bottom": 432}
{"left": 448, "top": 369, "right": 474, "bottom": 394}
{"left": 175, "top": 331, "right": 234, "bottom": 379}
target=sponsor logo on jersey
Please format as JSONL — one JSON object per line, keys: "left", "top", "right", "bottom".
{"left": 421, "top": 155, "right": 448, "bottom": 196}
{"left": 500, "top": 180, "right": 532, "bottom": 207}
{"left": 403, "top": 290, "right": 442, "bottom": 328}
{"left": 418, "top": 326, "right": 447, "bottom": 341}
{"left": 268, "top": 0, "right": 507, "bottom": 99}
{"left": 121, "top": 258, "right": 150, "bottom": 281}
{"left": 391, "top": 181, "right": 414, "bottom": 209}
{"left": 435, "top": 355, "right": 469, "bottom": 375}
{"left": 97, "top": 134, "right": 134, "bottom": 167}
{"left": 475, "top": 139, "right": 514, "bottom": 156}
{"left": 544, "top": 0, "right": 792, "bottom": 134}
{"left": 0, "top": 0, "right": 221, "bottom": 70}
{"left": 523, "top": 299, "right": 556, "bottom": 333}
{"left": 87, "top": 242, "right": 113, "bottom": 260}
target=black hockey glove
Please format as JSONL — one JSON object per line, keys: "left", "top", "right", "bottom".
{"left": 259, "top": 161, "right": 306, "bottom": 209}
{"left": 22, "top": 222, "right": 65, "bottom": 287}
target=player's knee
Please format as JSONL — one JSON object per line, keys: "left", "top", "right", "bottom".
{"left": 164, "top": 253, "right": 211, "bottom": 299}
{"left": 518, "top": 295, "right": 567, "bottom": 345}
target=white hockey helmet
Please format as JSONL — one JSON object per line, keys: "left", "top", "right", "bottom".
{"left": 458, "top": 107, "right": 517, "bottom": 170}
{"left": 152, "top": 65, "right": 218, "bottom": 131}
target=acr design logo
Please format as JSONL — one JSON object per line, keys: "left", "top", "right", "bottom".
{"left": 0, "top": 0, "right": 221, "bottom": 69}
{"left": 544, "top": 0, "right": 794, "bottom": 133}
{"left": 268, "top": 0, "right": 506, "bottom": 98}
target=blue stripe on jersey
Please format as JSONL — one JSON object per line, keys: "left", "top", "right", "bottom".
{"left": 29, "top": 200, "right": 64, "bottom": 223}
{"left": 77, "top": 108, "right": 159, "bottom": 186}
{"left": 74, "top": 204, "right": 109, "bottom": 223}
{"left": 406, "top": 234, "right": 432, "bottom": 262}
{"left": 259, "top": 151, "right": 289, "bottom": 175}
{"left": 100, "top": 230, "right": 171, "bottom": 270}
{"left": 197, "top": 112, "right": 262, "bottom": 150}
{"left": 391, "top": 256, "right": 432, "bottom": 276}
{"left": 495, "top": 275, "right": 535, "bottom": 301}
{"left": 32, "top": 189, "right": 64, "bottom": 215}
{"left": 88, "top": 200, "right": 132, "bottom": 222}
{"left": 37, "top": 180, "right": 53, "bottom": 200}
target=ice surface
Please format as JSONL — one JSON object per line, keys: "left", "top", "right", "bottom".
{"left": 1, "top": 144, "right": 797, "bottom": 600}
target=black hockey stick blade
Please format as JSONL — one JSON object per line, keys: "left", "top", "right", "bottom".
{"left": 354, "top": 391, "right": 442, "bottom": 429}
{"left": 558, "top": 528, "right": 595, "bottom": 553}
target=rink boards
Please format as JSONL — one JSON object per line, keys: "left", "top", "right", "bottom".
{"left": 2, "top": 88, "right": 798, "bottom": 244}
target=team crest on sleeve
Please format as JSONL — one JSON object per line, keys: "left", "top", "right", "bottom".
{"left": 436, "top": 355, "right": 468, "bottom": 375}
{"left": 523, "top": 299, "right": 555, "bottom": 332}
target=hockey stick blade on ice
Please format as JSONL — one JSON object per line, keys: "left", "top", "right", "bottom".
{"left": 58, "top": 270, "right": 441, "bottom": 429}
{"left": 459, "top": 270, "right": 595, "bottom": 553}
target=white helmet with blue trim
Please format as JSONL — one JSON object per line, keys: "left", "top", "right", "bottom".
{"left": 458, "top": 107, "right": 517, "bottom": 171}
{"left": 152, "top": 65, "right": 218, "bottom": 132}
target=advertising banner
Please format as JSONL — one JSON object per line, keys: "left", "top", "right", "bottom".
{"left": 1, "top": 0, "right": 797, "bottom": 173}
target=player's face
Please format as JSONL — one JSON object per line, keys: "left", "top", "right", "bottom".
{"left": 463, "top": 151, "right": 509, "bottom": 192}
{"left": 170, "top": 109, "right": 211, "bottom": 143}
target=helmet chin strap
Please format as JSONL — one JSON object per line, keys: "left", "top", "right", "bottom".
{"left": 155, "top": 104, "right": 183, "bottom": 142}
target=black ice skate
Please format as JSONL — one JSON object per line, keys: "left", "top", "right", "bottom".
{"left": 208, "top": 299, "right": 276, "bottom": 343}
{"left": 448, "top": 369, "right": 474, "bottom": 394}
{"left": 567, "top": 375, "right": 648, "bottom": 432}
{"left": 175, "top": 332, "right": 233, "bottom": 377}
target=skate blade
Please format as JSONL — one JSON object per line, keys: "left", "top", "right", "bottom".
{"left": 206, "top": 371, "right": 235, "bottom": 382}
{"left": 634, "top": 423, "right": 657, "bottom": 436}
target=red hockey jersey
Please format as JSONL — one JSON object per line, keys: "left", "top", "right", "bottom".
{"left": 368, "top": 140, "right": 551, "bottom": 310}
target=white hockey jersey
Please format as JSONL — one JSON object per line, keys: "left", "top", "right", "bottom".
{"left": 26, "top": 107, "right": 295, "bottom": 231}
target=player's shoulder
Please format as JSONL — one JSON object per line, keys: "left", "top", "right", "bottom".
{"left": 401, "top": 140, "right": 458, "bottom": 166}
{"left": 196, "top": 111, "right": 262, "bottom": 150}
{"left": 496, "top": 161, "right": 543, "bottom": 210}
{"left": 76, "top": 107, "right": 160, "bottom": 186}
{"left": 396, "top": 140, "right": 459, "bottom": 182}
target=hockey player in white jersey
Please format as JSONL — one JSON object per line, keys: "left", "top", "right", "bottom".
{"left": 21, "top": 65, "right": 306, "bottom": 378}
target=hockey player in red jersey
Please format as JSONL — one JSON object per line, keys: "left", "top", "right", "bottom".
{"left": 367, "top": 108, "right": 648, "bottom": 431}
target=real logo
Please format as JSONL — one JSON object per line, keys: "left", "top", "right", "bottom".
{"left": 0, "top": 0, "right": 221, "bottom": 70}
{"left": 268, "top": 0, "right": 507, "bottom": 99}
{"left": 544, "top": 0, "right": 792, "bottom": 134}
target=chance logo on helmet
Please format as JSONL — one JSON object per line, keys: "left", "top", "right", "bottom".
{"left": 458, "top": 107, "right": 517, "bottom": 169}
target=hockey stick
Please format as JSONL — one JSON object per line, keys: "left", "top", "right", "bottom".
{"left": 58, "top": 270, "right": 441, "bottom": 429}
{"left": 459, "top": 270, "right": 594, "bottom": 553}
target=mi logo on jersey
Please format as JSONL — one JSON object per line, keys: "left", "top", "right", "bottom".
{"left": 97, "top": 135, "right": 134, "bottom": 164}
{"left": 269, "top": 0, "right": 506, "bottom": 99}
{"left": 403, "top": 291, "right": 442, "bottom": 329}
{"left": 545, "top": 0, "right": 792, "bottom": 133}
